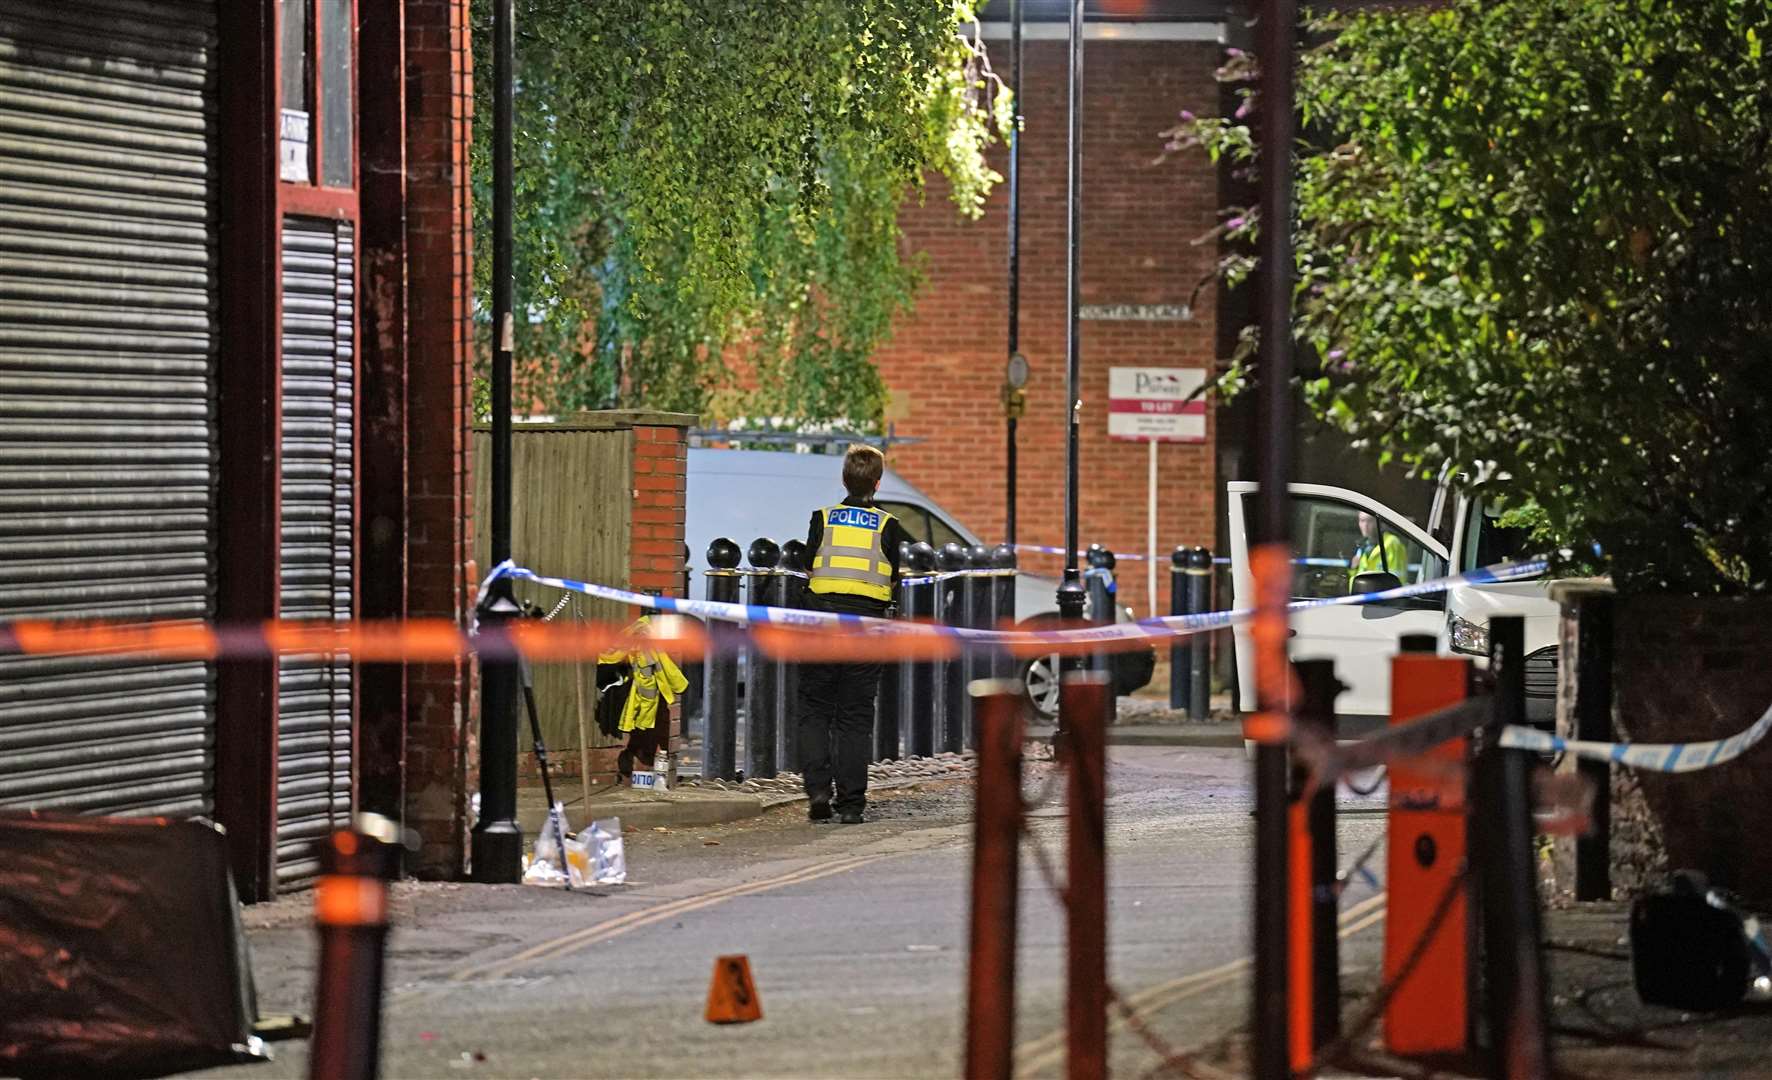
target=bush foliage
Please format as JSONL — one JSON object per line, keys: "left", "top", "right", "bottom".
{"left": 471, "top": 1, "right": 1008, "bottom": 430}
{"left": 1174, "top": 0, "right": 1772, "bottom": 595}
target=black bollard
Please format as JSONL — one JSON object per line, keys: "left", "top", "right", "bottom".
{"left": 1084, "top": 545, "right": 1116, "bottom": 686}
{"left": 937, "top": 541, "right": 968, "bottom": 754}
{"left": 1169, "top": 546, "right": 1189, "bottom": 710}
{"left": 876, "top": 542, "right": 910, "bottom": 762}
{"left": 991, "top": 543, "right": 1017, "bottom": 681}
{"left": 963, "top": 544, "right": 992, "bottom": 749}
{"left": 1189, "top": 546, "right": 1212, "bottom": 720}
{"left": 702, "top": 538, "right": 742, "bottom": 781}
{"left": 1084, "top": 544, "right": 1116, "bottom": 628}
{"left": 903, "top": 542, "right": 939, "bottom": 757}
{"left": 745, "top": 537, "right": 781, "bottom": 780}
{"left": 678, "top": 542, "right": 704, "bottom": 727}
{"left": 1055, "top": 575, "right": 1088, "bottom": 692}
{"left": 779, "top": 538, "right": 808, "bottom": 774}
{"left": 308, "top": 815, "right": 402, "bottom": 1080}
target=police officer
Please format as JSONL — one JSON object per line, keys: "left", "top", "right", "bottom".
{"left": 1348, "top": 510, "right": 1408, "bottom": 589}
{"left": 800, "top": 444, "right": 916, "bottom": 823}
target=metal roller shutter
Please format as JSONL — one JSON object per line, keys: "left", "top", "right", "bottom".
{"left": 0, "top": 0, "right": 217, "bottom": 818}
{"left": 276, "top": 216, "right": 355, "bottom": 886}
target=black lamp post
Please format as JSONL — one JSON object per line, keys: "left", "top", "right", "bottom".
{"left": 1056, "top": 0, "right": 1087, "bottom": 635}
{"left": 471, "top": 0, "right": 523, "bottom": 883}
{"left": 1251, "top": 0, "right": 1300, "bottom": 1073}
{"left": 1004, "top": 0, "right": 1025, "bottom": 548}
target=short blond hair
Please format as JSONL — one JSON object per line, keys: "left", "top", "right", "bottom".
{"left": 842, "top": 444, "right": 885, "bottom": 498}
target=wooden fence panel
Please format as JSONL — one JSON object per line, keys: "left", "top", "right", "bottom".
{"left": 474, "top": 424, "right": 633, "bottom": 757}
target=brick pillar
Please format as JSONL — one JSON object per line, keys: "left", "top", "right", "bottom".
{"left": 357, "top": 0, "right": 410, "bottom": 833}
{"left": 403, "top": 0, "right": 474, "bottom": 878}
{"left": 630, "top": 421, "right": 689, "bottom": 755}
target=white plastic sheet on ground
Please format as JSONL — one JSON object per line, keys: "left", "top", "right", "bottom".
{"left": 522, "top": 808, "right": 626, "bottom": 887}
{"left": 523, "top": 802, "right": 581, "bottom": 886}
{"left": 585, "top": 817, "right": 626, "bottom": 885}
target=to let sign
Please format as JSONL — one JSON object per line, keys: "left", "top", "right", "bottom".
{"left": 1107, "top": 367, "right": 1207, "bottom": 443}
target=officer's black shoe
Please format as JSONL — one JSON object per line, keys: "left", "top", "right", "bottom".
{"left": 808, "top": 797, "right": 833, "bottom": 823}
{"left": 838, "top": 810, "right": 864, "bottom": 825}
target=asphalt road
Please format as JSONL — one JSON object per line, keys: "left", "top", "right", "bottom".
{"left": 190, "top": 745, "right": 1389, "bottom": 1079}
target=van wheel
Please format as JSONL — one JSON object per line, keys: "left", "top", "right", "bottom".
{"left": 1020, "top": 652, "right": 1062, "bottom": 720}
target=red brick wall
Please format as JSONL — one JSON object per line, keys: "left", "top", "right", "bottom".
{"left": 629, "top": 421, "right": 688, "bottom": 759}
{"left": 875, "top": 39, "right": 1221, "bottom": 616}
{"left": 630, "top": 424, "right": 689, "bottom": 598}
{"left": 403, "top": 0, "right": 475, "bottom": 877}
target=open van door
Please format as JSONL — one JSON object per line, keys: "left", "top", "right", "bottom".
{"left": 1227, "top": 482, "right": 1449, "bottom": 728}
{"left": 1442, "top": 485, "right": 1562, "bottom": 724}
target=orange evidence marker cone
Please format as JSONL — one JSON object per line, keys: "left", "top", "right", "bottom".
{"left": 704, "top": 954, "right": 763, "bottom": 1024}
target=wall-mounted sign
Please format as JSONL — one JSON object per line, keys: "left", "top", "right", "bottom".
{"left": 1079, "top": 303, "right": 1192, "bottom": 322}
{"left": 279, "top": 108, "right": 310, "bottom": 183}
{"left": 1107, "top": 366, "right": 1207, "bottom": 443}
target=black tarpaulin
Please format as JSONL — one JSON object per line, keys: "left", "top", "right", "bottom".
{"left": 0, "top": 813, "right": 263, "bottom": 1077}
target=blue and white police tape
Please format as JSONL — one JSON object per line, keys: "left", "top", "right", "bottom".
{"left": 1103, "top": 555, "right": 1551, "bottom": 645}
{"left": 1011, "top": 543, "right": 1350, "bottom": 569}
{"left": 1500, "top": 702, "right": 1772, "bottom": 773}
{"left": 477, "top": 561, "right": 879, "bottom": 633}
{"left": 478, "top": 554, "right": 1550, "bottom": 649}
{"left": 895, "top": 568, "right": 1017, "bottom": 587}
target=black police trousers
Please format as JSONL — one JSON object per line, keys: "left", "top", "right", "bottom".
{"left": 798, "top": 660, "right": 883, "bottom": 813}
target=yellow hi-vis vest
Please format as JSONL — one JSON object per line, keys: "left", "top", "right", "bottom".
{"left": 1348, "top": 533, "right": 1408, "bottom": 586}
{"left": 596, "top": 616, "right": 689, "bottom": 733}
{"left": 809, "top": 503, "right": 896, "bottom": 602}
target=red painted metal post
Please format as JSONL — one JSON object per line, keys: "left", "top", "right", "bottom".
{"left": 213, "top": 0, "right": 280, "bottom": 904}
{"left": 308, "top": 818, "right": 401, "bottom": 1080}
{"left": 966, "top": 682, "right": 1026, "bottom": 1080}
{"left": 1063, "top": 671, "right": 1109, "bottom": 1080}
{"left": 1288, "top": 797, "right": 1314, "bottom": 1074}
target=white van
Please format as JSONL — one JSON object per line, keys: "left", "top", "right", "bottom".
{"left": 686, "top": 446, "right": 1155, "bottom": 715}
{"left": 1225, "top": 478, "right": 1559, "bottom": 732}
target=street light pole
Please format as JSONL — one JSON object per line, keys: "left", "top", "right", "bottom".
{"left": 471, "top": 0, "right": 523, "bottom": 883}
{"left": 1056, "top": 0, "right": 1086, "bottom": 636}
{"left": 1251, "top": 0, "right": 1299, "bottom": 1075}
{"left": 1004, "top": 0, "right": 1024, "bottom": 549}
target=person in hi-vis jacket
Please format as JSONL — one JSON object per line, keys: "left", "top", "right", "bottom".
{"left": 1348, "top": 511, "right": 1408, "bottom": 590}
{"left": 798, "top": 445, "right": 915, "bottom": 824}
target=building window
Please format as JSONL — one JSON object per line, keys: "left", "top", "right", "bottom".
{"left": 279, "top": 0, "right": 311, "bottom": 182}
{"left": 280, "top": 0, "right": 353, "bottom": 189}
{"left": 319, "top": 0, "right": 353, "bottom": 187}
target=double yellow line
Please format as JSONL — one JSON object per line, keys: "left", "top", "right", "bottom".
{"left": 448, "top": 852, "right": 894, "bottom": 984}
{"left": 1013, "top": 892, "right": 1388, "bottom": 1075}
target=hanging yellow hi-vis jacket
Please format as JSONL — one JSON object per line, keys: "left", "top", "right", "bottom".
{"left": 809, "top": 503, "right": 896, "bottom": 602}
{"left": 596, "top": 617, "right": 689, "bottom": 733}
